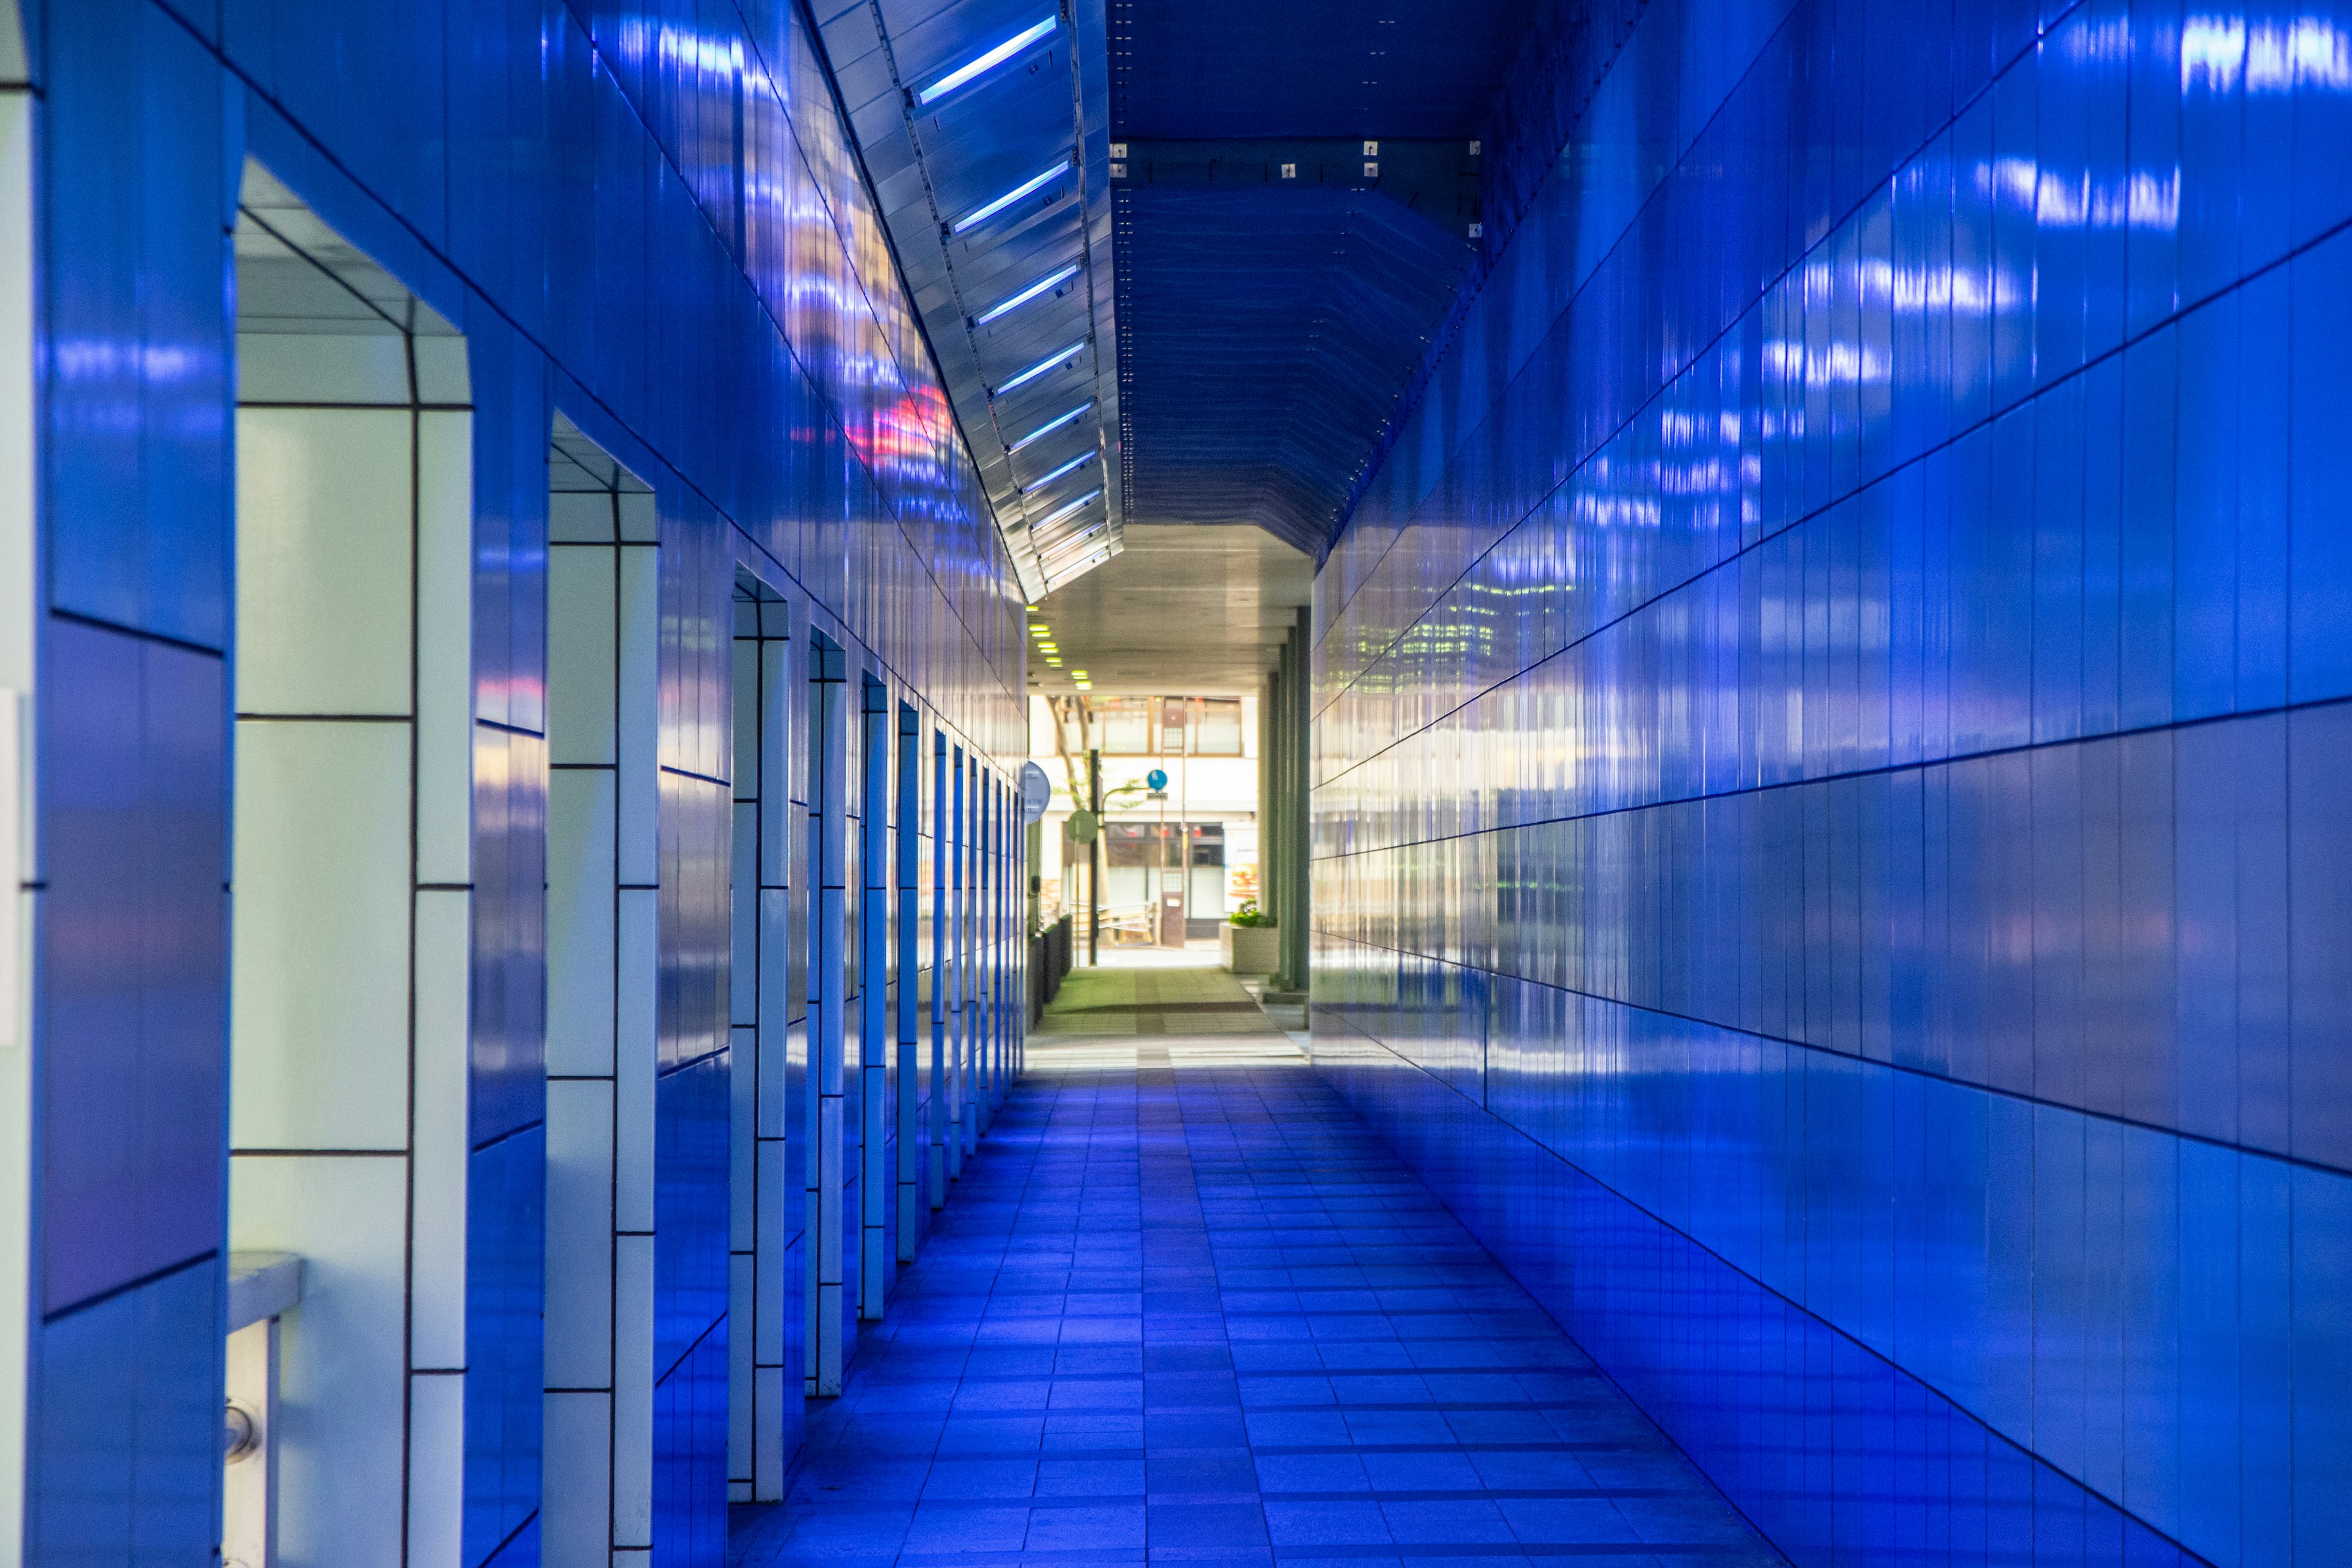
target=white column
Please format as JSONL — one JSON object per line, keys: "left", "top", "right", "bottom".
{"left": 0, "top": 61, "right": 36, "bottom": 1562}
{"left": 894, "top": 707, "right": 922, "bottom": 1259}
{"left": 804, "top": 643, "right": 846, "bottom": 1395}
{"left": 858, "top": 684, "right": 889, "bottom": 1317}
{"left": 928, "top": 735, "right": 948, "bottom": 1209}
{"left": 946, "top": 750, "right": 967, "bottom": 1177}
{"left": 227, "top": 281, "right": 472, "bottom": 1568}
{"left": 960, "top": 757, "right": 979, "bottom": 1161}
{"left": 750, "top": 624, "right": 792, "bottom": 1494}
{"left": 543, "top": 450, "right": 658, "bottom": 1566}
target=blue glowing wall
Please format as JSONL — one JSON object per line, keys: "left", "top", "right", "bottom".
{"left": 1310, "top": 2, "right": 2352, "bottom": 1565}
{"left": 22, "top": 0, "right": 1026, "bottom": 1562}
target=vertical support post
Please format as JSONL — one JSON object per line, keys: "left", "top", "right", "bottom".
{"left": 1259, "top": 671, "right": 1274, "bottom": 974}
{"left": 929, "top": 733, "right": 948, "bottom": 1208}
{"left": 858, "top": 679, "right": 889, "bottom": 1319}
{"left": 1286, "top": 605, "right": 1312, "bottom": 994}
{"left": 895, "top": 706, "right": 922, "bottom": 1259}
{"left": 1264, "top": 608, "right": 1312, "bottom": 997}
{"left": 1087, "top": 748, "right": 1102, "bottom": 967}
{"left": 1019, "top": 815, "right": 1031, "bottom": 1076}
{"left": 960, "top": 756, "right": 979, "bottom": 1160}
{"left": 751, "top": 620, "right": 791, "bottom": 1491}
{"left": 946, "top": 747, "right": 967, "bottom": 1180}
{"left": 975, "top": 774, "right": 993, "bottom": 1136}
{"left": 1005, "top": 782, "right": 1016, "bottom": 1089}
{"left": 992, "top": 780, "right": 1005, "bottom": 1107}
{"left": 805, "top": 638, "right": 846, "bottom": 1395}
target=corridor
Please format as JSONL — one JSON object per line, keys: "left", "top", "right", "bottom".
{"left": 13, "top": 0, "right": 2347, "bottom": 1563}
{"left": 731, "top": 966, "right": 1778, "bottom": 1566}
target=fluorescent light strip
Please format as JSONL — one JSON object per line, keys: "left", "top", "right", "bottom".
{"left": 916, "top": 15, "right": 1058, "bottom": 105}
{"left": 1009, "top": 401, "right": 1091, "bottom": 454}
{"left": 975, "top": 263, "right": 1080, "bottom": 327}
{"left": 1019, "top": 449, "right": 1096, "bottom": 495}
{"left": 951, "top": 158, "right": 1071, "bottom": 235}
{"left": 1039, "top": 512, "right": 1107, "bottom": 547}
{"left": 1039, "top": 523, "right": 1107, "bottom": 560}
{"left": 1029, "top": 487, "right": 1102, "bottom": 532}
{"left": 992, "top": 341, "right": 1085, "bottom": 398}
{"left": 1046, "top": 550, "right": 1110, "bottom": 587}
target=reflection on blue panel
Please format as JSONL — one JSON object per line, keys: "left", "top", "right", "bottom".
{"left": 657, "top": 1056, "right": 732, "bottom": 1384}
{"left": 25, "top": 1261, "right": 222, "bottom": 1564}
{"left": 654, "top": 1325, "right": 728, "bottom": 1568}
{"left": 468, "top": 1127, "right": 547, "bottom": 1567}
{"left": 36, "top": 620, "right": 226, "bottom": 1314}
{"left": 1310, "top": 1, "right": 2352, "bottom": 1566}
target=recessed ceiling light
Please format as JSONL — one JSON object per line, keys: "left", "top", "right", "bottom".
{"left": 1044, "top": 548, "right": 1109, "bottom": 589}
{"left": 916, "top": 15, "right": 1060, "bottom": 106}
{"left": 1039, "top": 521, "right": 1107, "bottom": 560}
{"left": 1029, "top": 623, "right": 1049, "bottom": 633}
{"left": 1019, "top": 450, "right": 1096, "bottom": 495}
{"left": 974, "top": 262, "right": 1081, "bottom": 327}
{"left": 1030, "top": 488, "right": 1102, "bottom": 532}
{"left": 991, "top": 340, "right": 1086, "bottom": 398}
{"left": 1008, "top": 402, "right": 1092, "bottom": 454}
{"left": 951, "top": 158, "right": 1072, "bottom": 235}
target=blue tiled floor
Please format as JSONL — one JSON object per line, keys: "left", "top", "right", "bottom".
{"left": 729, "top": 1026, "right": 1785, "bottom": 1567}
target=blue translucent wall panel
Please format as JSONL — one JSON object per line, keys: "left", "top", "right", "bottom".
{"left": 23, "top": 1261, "right": 222, "bottom": 1564}
{"left": 27, "top": 0, "right": 1028, "bottom": 1559}
{"left": 1308, "top": 2, "right": 2352, "bottom": 1565}
{"left": 469, "top": 1126, "right": 548, "bottom": 1568}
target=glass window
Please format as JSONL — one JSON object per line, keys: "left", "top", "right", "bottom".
{"left": 1096, "top": 696, "right": 1152, "bottom": 753}
{"left": 1104, "top": 822, "right": 1182, "bottom": 866}
{"left": 1195, "top": 698, "right": 1243, "bottom": 755}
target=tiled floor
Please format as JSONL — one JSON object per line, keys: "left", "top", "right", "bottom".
{"left": 728, "top": 968, "right": 1784, "bottom": 1567}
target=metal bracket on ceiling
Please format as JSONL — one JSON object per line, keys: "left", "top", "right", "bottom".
{"left": 1106, "top": 137, "right": 1482, "bottom": 238}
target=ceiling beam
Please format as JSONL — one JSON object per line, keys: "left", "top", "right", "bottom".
{"left": 1108, "top": 137, "right": 1482, "bottom": 241}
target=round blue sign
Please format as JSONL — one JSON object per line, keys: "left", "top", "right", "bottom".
{"left": 1146, "top": 768, "right": 1168, "bottom": 791}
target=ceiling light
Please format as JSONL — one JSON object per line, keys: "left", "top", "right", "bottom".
{"left": 1046, "top": 658, "right": 1062, "bottom": 666}
{"left": 1008, "top": 402, "right": 1092, "bottom": 454}
{"left": 1038, "top": 643, "right": 1058, "bottom": 652}
{"left": 1039, "top": 521, "right": 1107, "bottom": 559}
{"left": 915, "top": 15, "right": 1059, "bottom": 105}
{"left": 1046, "top": 550, "right": 1109, "bottom": 589}
{"left": 1019, "top": 449, "right": 1096, "bottom": 494}
{"left": 1029, "top": 487, "right": 1101, "bottom": 532}
{"left": 974, "top": 262, "right": 1080, "bottom": 327}
{"left": 951, "top": 158, "right": 1072, "bottom": 235}
{"left": 1071, "top": 669, "right": 1088, "bottom": 678}
{"left": 1028, "top": 622, "right": 1049, "bottom": 633}
{"left": 991, "top": 340, "right": 1086, "bottom": 398}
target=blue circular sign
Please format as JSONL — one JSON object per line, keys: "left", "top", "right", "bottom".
{"left": 1146, "top": 768, "right": 1168, "bottom": 791}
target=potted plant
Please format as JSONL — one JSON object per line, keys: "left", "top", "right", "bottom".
{"left": 1220, "top": 900, "right": 1279, "bottom": 974}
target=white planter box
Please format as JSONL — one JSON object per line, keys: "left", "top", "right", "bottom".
{"left": 1220, "top": 922, "right": 1280, "bottom": 974}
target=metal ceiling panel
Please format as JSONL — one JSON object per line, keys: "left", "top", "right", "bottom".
{"left": 1111, "top": 0, "right": 1531, "bottom": 138}
{"left": 816, "top": 0, "right": 1126, "bottom": 598}
{"left": 1101, "top": 0, "right": 1532, "bottom": 562}
{"left": 1111, "top": 179, "right": 1474, "bottom": 557}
